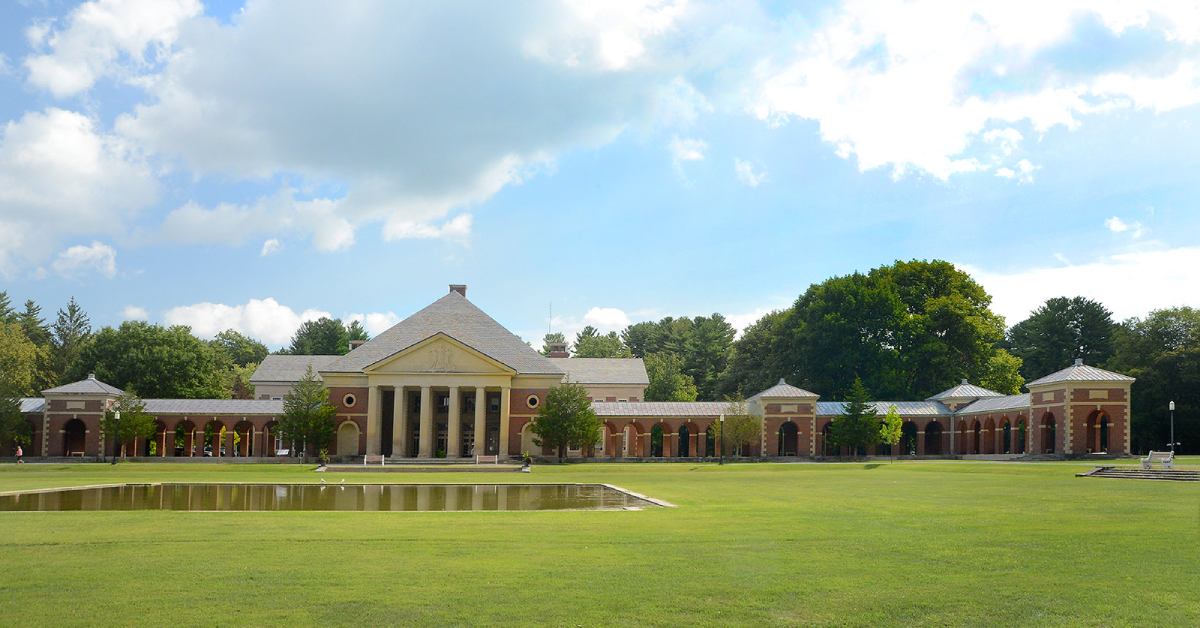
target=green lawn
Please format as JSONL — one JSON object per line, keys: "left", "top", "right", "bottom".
{"left": 1, "top": 460, "right": 1197, "bottom": 626}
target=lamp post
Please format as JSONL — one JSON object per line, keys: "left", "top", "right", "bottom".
{"left": 1169, "top": 401, "right": 1175, "bottom": 453}
{"left": 110, "top": 410, "right": 121, "bottom": 465}
{"left": 719, "top": 414, "right": 725, "bottom": 466}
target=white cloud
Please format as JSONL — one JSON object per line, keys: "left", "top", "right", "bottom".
{"left": 995, "top": 158, "right": 1037, "bottom": 183}
{"left": 1105, "top": 216, "right": 1146, "bottom": 238}
{"left": 50, "top": 241, "right": 117, "bottom": 278}
{"left": 382, "top": 214, "right": 473, "bottom": 243}
{"left": 583, "top": 306, "right": 632, "bottom": 331}
{"left": 164, "top": 297, "right": 332, "bottom": 347}
{"left": 961, "top": 246, "right": 1200, "bottom": 324}
{"left": 116, "top": 1, "right": 689, "bottom": 252}
{"left": 0, "top": 53, "right": 11, "bottom": 76}
{"left": 122, "top": 305, "right": 148, "bottom": 320}
{"left": 0, "top": 108, "right": 156, "bottom": 276}
{"left": 346, "top": 312, "right": 401, "bottom": 337}
{"left": 260, "top": 238, "right": 282, "bottom": 256}
{"left": 751, "top": 1, "right": 1200, "bottom": 179}
{"left": 726, "top": 306, "right": 777, "bottom": 337}
{"left": 24, "top": 0, "right": 202, "bottom": 97}
{"left": 734, "top": 158, "right": 767, "bottom": 187}
{"left": 668, "top": 136, "right": 707, "bottom": 168}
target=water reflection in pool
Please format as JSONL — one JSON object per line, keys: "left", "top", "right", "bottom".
{"left": 0, "top": 483, "right": 657, "bottom": 512}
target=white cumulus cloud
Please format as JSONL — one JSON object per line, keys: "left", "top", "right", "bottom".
{"left": 260, "top": 238, "right": 282, "bottom": 256}
{"left": 0, "top": 108, "right": 156, "bottom": 276}
{"left": 669, "top": 136, "right": 707, "bottom": 164}
{"left": 116, "top": 1, "right": 689, "bottom": 252}
{"left": 24, "top": 0, "right": 202, "bottom": 97}
{"left": 346, "top": 312, "right": 402, "bottom": 337}
{"left": 51, "top": 241, "right": 117, "bottom": 278}
{"left": 1105, "top": 216, "right": 1146, "bottom": 238}
{"left": 751, "top": 1, "right": 1200, "bottom": 179}
{"left": 164, "top": 297, "right": 332, "bottom": 347}
{"left": 583, "top": 306, "right": 632, "bottom": 331}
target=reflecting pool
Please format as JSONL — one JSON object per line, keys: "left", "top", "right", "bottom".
{"left": 0, "top": 483, "right": 658, "bottom": 512}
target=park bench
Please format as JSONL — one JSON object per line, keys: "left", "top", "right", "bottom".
{"left": 363, "top": 454, "right": 385, "bottom": 466}
{"left": 475, "top": 454, "right": 499, "bottom": 464}
{"left": 1141, "top": 450, "right": 1174, "bottom": 470}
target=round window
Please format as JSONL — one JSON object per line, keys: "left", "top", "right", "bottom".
{"left": 526, "top": 394, "right": 540, "bottom": 409}
{"left": 343, "top": 393, "right": 357, "bottom": 408}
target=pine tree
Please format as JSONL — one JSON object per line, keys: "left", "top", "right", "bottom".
{"left": 829, "top": 376, "right": 881, "bottom": 456}
{"left": 17, "top": 300, "right": 55, "bottom": 391}
{"left": 52, "top": 297, "right": 92, "bottom": 382}
{"left": 0, "top": 292, "right": 15, "bottom": 325}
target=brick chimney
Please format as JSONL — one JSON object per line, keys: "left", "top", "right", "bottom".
{"left": 547, "top": 341, "right": 569, "bottom": 358}
{"left": 349, "top": 340, "right": 366, "bottom": 351}
{"left": 449, "top": 284, "right": 467, "bottom": 298}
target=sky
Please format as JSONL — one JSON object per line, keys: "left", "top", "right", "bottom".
{"left": 1, "top": 0, "right": 1199, "bottom": 349}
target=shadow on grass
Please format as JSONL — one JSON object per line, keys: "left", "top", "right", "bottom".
{"left": 863, "top": 463, "right": 883, "bottom": 470}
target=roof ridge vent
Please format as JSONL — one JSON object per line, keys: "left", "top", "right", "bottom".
{"left": 961, "top": 378, "right": 968, "bottom": 384}
{"left": 778, "top": 377, "right": 787, "bottom": 385}
{"left": 87, "top": 373, "right": 96, "bottom": 380}
{"left": 1074, "top": 358, "right": 1084, "bottom": 366}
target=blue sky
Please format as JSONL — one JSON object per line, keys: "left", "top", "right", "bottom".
{"left": 1, "top": 0, "right": 1198, "bottom": 348}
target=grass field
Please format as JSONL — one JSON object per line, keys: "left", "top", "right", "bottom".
{"left": 1, "top": 459, "right": 1197, "bottom": 626}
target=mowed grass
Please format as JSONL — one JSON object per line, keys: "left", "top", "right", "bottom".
{"left": 0, "top": 459, "right": 1197, "bottom": 627}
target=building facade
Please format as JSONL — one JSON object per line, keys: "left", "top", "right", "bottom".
{"left": 10, "top": 285, "right": 1135, "bottom": 460}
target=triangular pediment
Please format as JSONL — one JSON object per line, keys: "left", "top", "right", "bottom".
{"left": 364, "top": 333, "right": 515, "bottom": 375}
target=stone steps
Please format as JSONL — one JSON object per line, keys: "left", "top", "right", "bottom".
{"left": 1079, "top": 466, "right": 1199, "bottom": 482}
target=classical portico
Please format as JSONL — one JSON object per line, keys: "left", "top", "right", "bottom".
{"left": 318, "top": 288, "right": 563, "bottom": 460}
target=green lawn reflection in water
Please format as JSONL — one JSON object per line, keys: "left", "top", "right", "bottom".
{"left": 0, "top": 483, "right": 658, "bottom": 512}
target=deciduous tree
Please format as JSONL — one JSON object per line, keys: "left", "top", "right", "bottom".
{"left": 69, "top": 322, "right": 228, "bottom": 398}
{"left": 0, "top": 322, "right": 38, "bottom": 397}
{"left": 644, "top": 352, "right": 698, "bottom": 401}
{"left": 210, "top": 329, "right": 268, "bottom": 367}
{"left": 978, "top": 349, "right": 1025, "bottom": 395}
{"left": 530, "top": 382, "right": 601, "bottom": 461}
{"left": 101, "top": 392, "right": 158, "bottom": 457}
{"left": 287, "top": 317, "right": 351, "bottom": 355}
{"left": 718, "top": 397, "right": 761, "bottom": 457}
{"left": 880, "top": 404, "right": 903, "bottom": 461}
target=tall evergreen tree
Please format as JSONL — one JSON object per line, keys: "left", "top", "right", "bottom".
{"left": 829, "top": 376, "right": 881, "bottom": 455}
{"left": 539, "top": 332, "right": 567, "bottom": 356}
{"left": 0, "top": 292, "right": 15, "bottom": 324}
{"left": 1006, "top": 296, "right": 1116, "bottom": 379}
{"left": 17, "top": 300, "right": 55, "bottom": 391}
{"left": 346, "top": 320, "right": 370, "bottom": 343}
{"left": 278, "top": 366, "right": 336, "bottom": 460}
{"left": 51, "top": 297, "right": 92, "bottom": 382}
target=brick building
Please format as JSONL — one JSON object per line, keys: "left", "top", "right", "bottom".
{"left": 11, "top": 285, "right": 1134, "bottom": 460}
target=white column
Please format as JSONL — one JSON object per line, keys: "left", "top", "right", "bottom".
{"left": 473, "top": 388, "right": 486, "bottom": 456}
{"left": 418, "top": 385, "right": 433, "bottom": 458}
{"left": 447, "top": 386, "right": 461, "bottom": 458}
{"left": 366, "top": 385, "right": 381, "bottom": 456}
{"left": 498, "top": 385, "right": 511, "bottom": 457}
{"left": 392, "top": 386, "right": 406, "bottom": 458}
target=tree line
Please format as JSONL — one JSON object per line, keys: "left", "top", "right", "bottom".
{"left": 0, "top": 291, "right": 371, "bottom": 403}
{"left": 540, "top": 260, "right": 1197, "bottom": 454}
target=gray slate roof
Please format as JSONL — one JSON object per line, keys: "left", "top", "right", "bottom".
{"left": 817, "top": 401, "right": 952, "bottom": 416}
{"left": 42, "top": 376, "right": 123, "bottom": 396}
{"left": 20, "top": 398, "right": 45, "bottom": 413}
{"left": 751, "top": 378, "right": 819, "bottom": 399}
{"left": 957, "top": 393, "right": 1031, "bottom": 415}
{"left": 250, "top": 355, "right": 341, "bottom": 383}
{"left": 928, "top": 380, "right": 1003, "bottom": 401}
{"left": 549, "top": 358, "right": 648, "bottom": 385}
{"left": 143, "top": 399, "right": 284, "bottom": 415}
{"left": 1026, "top": 360, "right": 1135, "bottom": 387}
{"left": 592, "top": 401, "right": 730, "bottom": 417}
{"left": 323, "top": 291, "right": 562, "bottom": 375}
